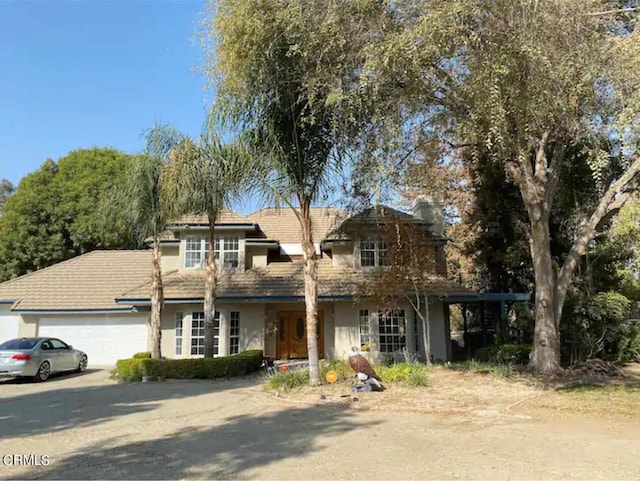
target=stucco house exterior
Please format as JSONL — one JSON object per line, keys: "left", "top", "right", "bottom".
{"left": 0, "top": 199, "right": 471, "bottom": 365}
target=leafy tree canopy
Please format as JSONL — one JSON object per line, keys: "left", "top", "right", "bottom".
{"left": 0, "top": 148, "right": 138, "bottom": 281}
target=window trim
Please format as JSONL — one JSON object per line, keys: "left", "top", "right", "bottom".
{"left": 229, "top": 311, "right": 240, "bottom": 355}
{"left": 378, "top": 309, "right": 407, "bottom": 353}
{"left": 190, "top": 312, "right": 205, "bottom": 356}
{"left": 175, "top": 312, "right": 183, "bottom": 356}
{"left": 184, "top": 234, "right": 240, "bottom": 270}
{"left": 358, "top": 236, "right": 388, "bottom": 268}
{"left": 358, "top": 309, "right": 371, "bottom": 351}
{"left": 190, "top": 311, "right": 221, "bottom": 357}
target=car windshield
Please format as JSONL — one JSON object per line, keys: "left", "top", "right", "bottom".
{"left": 0, "top": 338, "right": 40, "bottom": 350}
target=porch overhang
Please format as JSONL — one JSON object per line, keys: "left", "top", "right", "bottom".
{"left": 441, "top": 292, "right": 530, "bottom": 303}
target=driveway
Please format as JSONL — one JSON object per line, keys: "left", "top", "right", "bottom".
{"left": 0, "top": 370, "right": 639, "bottom": 480}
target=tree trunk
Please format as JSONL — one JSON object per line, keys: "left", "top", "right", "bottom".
{"left": 422, "top": 293, "right": 432, "bottom": 365}
{"left": 300, "top": 202, "right": 321, "bottom": 386}
{"left": 528, "top": 216, "right": 561, "bottom": 374}
{"left": 203, "top": 226, "right": 218, "bottom": 358}
{"left": 150, "top": 241, "right": 164, "bottom": 360}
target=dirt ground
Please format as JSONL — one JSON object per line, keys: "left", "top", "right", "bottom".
{"left": 275, "top": 363, "right": 640, "bottom": 421}
{"left": 0, "top": 367, "right": 639, "bottom": 480}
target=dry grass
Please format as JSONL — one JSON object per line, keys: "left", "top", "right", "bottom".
{"left": 526, "top": 383, "right": 640, "bottom": 418}
{"left": 524, "top": 364, "right": 640, "bottom": 418}
{"left": 266, "top": 363, "right": 640, "bottom": 421}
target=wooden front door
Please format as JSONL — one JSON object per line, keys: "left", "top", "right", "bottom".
{"left": 276, "top": 311, "right": 324, "bottom": 359}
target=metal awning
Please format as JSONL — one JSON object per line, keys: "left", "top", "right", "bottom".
{"left": 441, "top": 292, "right": 530, "bottom": 303}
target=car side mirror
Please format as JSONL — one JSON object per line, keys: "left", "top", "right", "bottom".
{"left": 68, "top": 345, "right": 73, "bottom": 349}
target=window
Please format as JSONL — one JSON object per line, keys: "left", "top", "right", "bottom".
{"left": 217, "top": 235, "right": 240, "bottom": 268}
{"left": 213, "top": 312, "right": 220, "bottom": 356}
{"left": 50, "top": 339, "right": 69, "bottom": 350}
{"left": 185, "top": 235, "right": 239, "bottom": 269}
{"left": 190, "top": 311, "right": 220, "bottom": 356}
{"left": 359, "top": 237, "right": 387, "bottom": 267}
{"left": 359, "top": 310, "right": 371, "bottom": 351}
{"left": 175, "top": 312, "right": 183, "bottom": 356}
{"left": 378, "top": 309, "right": 406, "bottom": 353}
{"left": 229, "top": 311, "right": 240, "bottom": 354}
{"left": 0, "top": 339, "right": 38, "bottom": 350}
{"left": 191, "top": 312, "right": 205, "bottom": 355}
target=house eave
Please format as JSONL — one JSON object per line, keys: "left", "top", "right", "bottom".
{"left": 116, "top": 295, "right": 358, "bottom": 305}
{"left": 0, "top": 299, "right": 19, "bottom": 304}
{"left": 167, "top": 223, "right": 258, "bottom": 232}
{"left": 244, "top": 240, "right": 280, "bottom": 249}
{"left": 12, "top": 307, "right": 148, "bottom": 315}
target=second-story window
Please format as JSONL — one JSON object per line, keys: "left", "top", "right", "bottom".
{"left": 215, "top": 235, "right": 240, "bottom": 268}
{"left": 359, "top": 236, "right": 388, "bottom": 267}
{"left": 185, "top": 234, "right": 239, "bottom": 269}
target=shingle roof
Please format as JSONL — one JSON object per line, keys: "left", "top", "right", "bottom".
{"left": 118, "top": 260, "right": 473, "bottom": 302}
{"left": 247, "top": 208, "right": 345, "bottom": 243}
{"left": 0, "top": 251, "right": 151, "bottom": 311}
{"left": 172, "top": 209, "right": 251, "bottom": 226}
{"left": 168, "top": 207, "right": 346, "bottom": 243}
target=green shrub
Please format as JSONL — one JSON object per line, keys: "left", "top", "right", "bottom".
{"left": 473, "top": 346, "right": 498, "bottom": 363}
{"left": 265, "top": 368, "right": 310, "bottom": 391}
{"left": 473, "top": 344, "right": 530, "bottom": 364}
{"left": 133, "top": 352, "right": 152, "bottom": 359}
{"left": 464, "top": 359, "right": 490, "bottom": 371}
{"left": 617, "top": 323, "right": 640, "bottom": 362}
{"left": 490, "top": 362, "right": 516, "bottom": 378}
{"left": 495, "top": 344, "right": 531, "bottom": 364}
{"left": 377, "top": 363, "right": 430, "bottom": 387}
{"left": 114, "top": 350, "right": 263, "bottom": 382}
{"left": 320, "top": 359, "right": 352, "bottom": 381}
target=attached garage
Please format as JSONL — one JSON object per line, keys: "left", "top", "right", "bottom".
{"left": 38, "top": 315, "right": 148, "bottom": 365}
{"left": 0, "top": 305, "right": 20, "bottom": 343}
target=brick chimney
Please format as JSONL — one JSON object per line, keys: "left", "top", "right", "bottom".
{"left": 411, "top": 195, "right": 445, "bottom": 237}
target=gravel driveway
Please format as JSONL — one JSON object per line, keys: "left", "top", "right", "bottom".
{"left": 0, "top": 369, "right": 639, "bottom": 480}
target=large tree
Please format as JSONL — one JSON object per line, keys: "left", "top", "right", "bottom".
{"left": 362, "top": 0, "right": 640, "bottom": 373}
{"left": 0, "top": 148, "right": 137, "bottom": 281}
{"left": 149, "top": 123, "right": 251, "bottom": 358}
{"left": 208, "top": 0, "right": 387, "bottom": 383}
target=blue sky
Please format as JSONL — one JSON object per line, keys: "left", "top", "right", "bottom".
{"left": 0, "top": 0, "right": 208, "bottom": 188}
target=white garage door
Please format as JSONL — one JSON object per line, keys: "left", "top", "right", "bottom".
{"left": 0, "top": 306, "right": 20, "bottom": 343}
{"left": 38, "top": 316, "right": 148, "bottom": 365}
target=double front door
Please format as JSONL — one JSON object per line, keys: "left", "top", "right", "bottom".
{"left": 276, "top": 311, "right": 324, "bottom": 359}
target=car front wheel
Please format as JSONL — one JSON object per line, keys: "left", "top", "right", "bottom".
{"left": 77, "top": 355, "right": 88, "bottom": 372}
{"left": 35, "top": 361, "right": 51, "bottom": 382}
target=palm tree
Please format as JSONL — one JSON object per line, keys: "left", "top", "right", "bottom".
{"left": 252, "top": 126, "right": 337, "bottom": 385}
{"left": 147, "top": 122, "right": 251, "bottom": 358}
{"left": 114, "top": 153, "right": 168, "bottom": 359}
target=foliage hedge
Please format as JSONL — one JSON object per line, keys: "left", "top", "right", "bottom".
{"left": 265, "top": 360, "right": 430, "bottom": 390}
{"left": 133, "top": 352, "right": 152, "bottom": 359}
{"left": 474, "top": 344, "right": 531, "bottom": 364}
{"left": 114, "top": 350, "right": 263, "bottom": 382}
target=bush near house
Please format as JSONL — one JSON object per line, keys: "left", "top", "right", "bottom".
{"left": 114, "top": 350, "right": 263, "bottom": 382}
{"left": 132, "top": 352, "right": 152, "bottom": 359}
{"left": 473, "top": 344, "right": 531, "bottom": 364}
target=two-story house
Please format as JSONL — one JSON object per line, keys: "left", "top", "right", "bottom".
{"left": 0, "top": 198, "right": 471, "bottom": 366}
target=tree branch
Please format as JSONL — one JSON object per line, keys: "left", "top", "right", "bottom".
{"left": 534, "top": 132, "right": 550, "bottom": 184}
{"left": 585, "top": 7, "right": 639, "bottom": 16}
{"left": 555, "top": 153, "right": 640, "bottom": 321}
{"left": 545, "top": 142, "right": 565, "bottom": 209}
